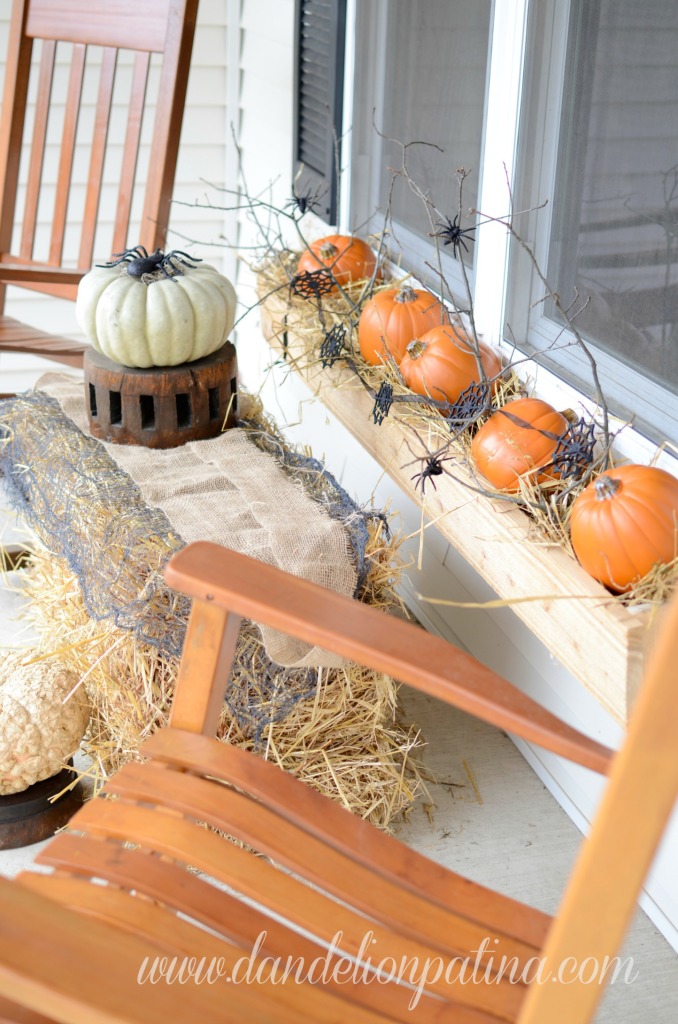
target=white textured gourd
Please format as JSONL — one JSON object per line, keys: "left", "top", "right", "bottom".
{"left": 76, "top": 261, "right": 237, "bottom": 368}
{"left": 0, "top": 652, "right": 90, "bottom": 795}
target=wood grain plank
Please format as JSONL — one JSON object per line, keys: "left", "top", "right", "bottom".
{"left": 145, "top": 728, "right": 551, "bottom": 948}
{"left": 0, "top": 0, "right": 33, "bottom": 310}
{"left": 138, "top": 0, "right": 199, "bottom": 252}
{"left": 0, "top": 876, "right": 234, "bottom": 1024}
{"left": 165, "top": 543, "right": 614, "bottom": 774}
{"left": 0, "top": 315, "right": 86, "bottom": 367}
{"left": 112, "top": 50, "right": 150, "bottom": 255}
{"left": 48, "top": 42, "right": 86, "bottom": 266}
{"left": 47, "top": 801, "right": 524, "bottom": 1019}
{"left": 168, "top": 600, "right": 242, "bottom": 735}
{"left": 78, "top": 47, "right": 117, "bottom": 269}
{"left": 0, "top": 263, "right": 82, "bottom": 286}
{"left": 0, "top": 995, "right": 56, "bottom": 1024}
{"left": 25, "top": 0, "right": 171, "bottom": 52}
{"left": 19, "top": 865, "right": 471, "bottom": 1024}
{"left": 518, "top": 589, "right": 678, "bottom": 1023}
{"left": 106, "top": 759, "right": 541, "bottom": 967}
{"left": 20, "top": 40, "right": 55, "bottom": 261}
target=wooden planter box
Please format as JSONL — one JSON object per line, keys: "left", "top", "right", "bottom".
{"left": 259, "top": 287, "right": 657, "bottom": 724}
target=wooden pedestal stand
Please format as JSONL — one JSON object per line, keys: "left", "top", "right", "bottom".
{"left": 84, "top": 342, "right": 238, "bottom": 448}
{"left": 0, "top": 763, "right": 84, "bottom": 850}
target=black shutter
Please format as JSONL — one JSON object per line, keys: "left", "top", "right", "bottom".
{"left": 293, "top": 0, "right": 347, "bottom": 225}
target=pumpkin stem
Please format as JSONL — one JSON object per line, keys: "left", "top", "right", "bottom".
{"left": 318, "top": 242, "right": 339, "bottom": 260}
{"left": 594, "top": 474, "right": 622, "bottom": 501}
{"left": 395, "top": 284, "right": 418, "bottom": 303}
{"left": 406, "top": 339, "right": 427, "bottom": 359}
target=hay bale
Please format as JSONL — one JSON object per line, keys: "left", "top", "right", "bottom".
{"left": 1, "top": 387, "right": 425, "bottom": 827}
{"left": 21, "top": 544, "right": 423, "bottom": 828}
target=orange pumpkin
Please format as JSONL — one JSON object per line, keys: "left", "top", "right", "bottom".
{"left": 570, "top": 465, "right": 678, "bottom": 592}
{"left": 358, "top": 284, "right": 449, "bottom": 366}
{"left": 399, "top": 324, "right": 502, "bottom": 406}
{"left": 296, "top": 234, "right": 379, "bottom": 289}
{"left": 471, "top": 397, "right": 569, "bottom": 492}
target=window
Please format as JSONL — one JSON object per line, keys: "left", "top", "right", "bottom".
{"left": 349, "top": 0, "right": 492, "bottom": 294}
{"left": 338, "top": 0, "right": 678, "bottom": 446}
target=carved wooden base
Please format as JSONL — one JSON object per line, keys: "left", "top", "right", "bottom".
{"left": 84, "top": 343, "right": 238, "bottom": 448}
{"left": 0, "top": 763, "right": 84, "bottom": 850}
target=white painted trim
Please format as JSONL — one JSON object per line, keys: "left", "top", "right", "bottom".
{"left": 397, "top": 576, "right": 470, "bottom": 654}
{"left": 223, "top": 0, "right": 243, "bottom": 283}
{"left": 338, "top": 0, "right": 356, "bottom": 234}
{"left": 473, "top": 0, "right": 530, "bottom": 345}
{"left": 514, "top": 736, "right": 678, "bottom": 953}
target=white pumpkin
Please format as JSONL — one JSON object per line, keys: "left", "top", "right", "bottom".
{"left": 76, "top": 258, "right": 237, "bottom": 368}
{"left": 0, "top": 652, "right": 90, "bottom": 795}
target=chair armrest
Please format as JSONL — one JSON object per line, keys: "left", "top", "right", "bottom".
{"left": 165, "top": 542, "right": 614, "bottom": 774}
{"left": 0, "top": 263, "right": 84, "bottom": 286}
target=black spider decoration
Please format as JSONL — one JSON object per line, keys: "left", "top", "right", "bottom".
{"left": 98, "top": 246, "right": 201, "bottom": 280}
{"left": 286, "top": 184, "right": 321, "bottom": 216}
{"left": 319, "top": 323, "right": 347, "bottom": 368}
{"left": 551, "top": 417, "right": 597, "bottom": 480}
{"left": 411, "top": 453, "right": 451, "bottom": 494}
{"left": 431, "top": 213, "right": 475, "bottom": 256}
{"left": 372, "top": 382, "right": 394, "bottom": 425}
{"left": 290, "top": 269, "right": 335, "bottom": 301}
{"left": 446, "top": 380, "right": 491, "bottom": 431}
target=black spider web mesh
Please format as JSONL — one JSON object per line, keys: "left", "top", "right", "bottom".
{"left": 290, "top": 269, "right": 334, "bottom": 300}
{"left": 319, "top": 323, "right": 346, "bottom": 368}
{"left": 372, "top": 382, "right": 394, "bottom": 425}
{"left": 551, "top": 417, "right": 597, "bottom": 480}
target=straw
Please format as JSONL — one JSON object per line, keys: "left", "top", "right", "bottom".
{"left": 16, "top": 517, "right": 424, "bottom": 829}
{"left": 256, "top": 257, "right": 676, "bottom": 609}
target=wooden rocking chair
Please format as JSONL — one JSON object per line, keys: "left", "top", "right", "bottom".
{"left": 0, "top": 540, "right": 676, "bottom": 1023}
{"left": 0, "top": 0, "right": 198, "bottom": 372}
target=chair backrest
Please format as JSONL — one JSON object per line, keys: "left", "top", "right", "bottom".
{"left": 0, "top": 0, "right": 199, "bottom": 308}
{"left": 164, "top": 542, "right": 678, "bottom": 1024}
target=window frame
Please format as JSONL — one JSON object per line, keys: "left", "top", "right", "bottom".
{"left": 342, "top": 0, "right": 678, "bottom": 456}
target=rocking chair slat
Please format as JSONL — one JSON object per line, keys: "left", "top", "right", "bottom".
{"left": 49, "top": 43, "right": 86, "bottom": 267}
{"left": 144, "top": 728, "right": 552, "bottom": 946}
{"left": 0, "top": 877, "right": 231, "bottom": 1024}
{"left": 19, "top": 870, "right": 482, "bottom": 1024}
{"left": 20, "top": 39, "right": 55, "bottom": 261}
{"left": 37, "top": 805, "right": 524, "bottom": 1019}
{"left": 109, "top": 754, "right": 546, "bottom": 961}
{"left": 112, "top": 50, "right": 150, "bottom": 256}
{"left": 78, "top": 47, "right": 118, "bottom": 269}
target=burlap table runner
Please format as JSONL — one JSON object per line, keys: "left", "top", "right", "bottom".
{"left": 35, "top": 373, "right": 357, "bottom": 668}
